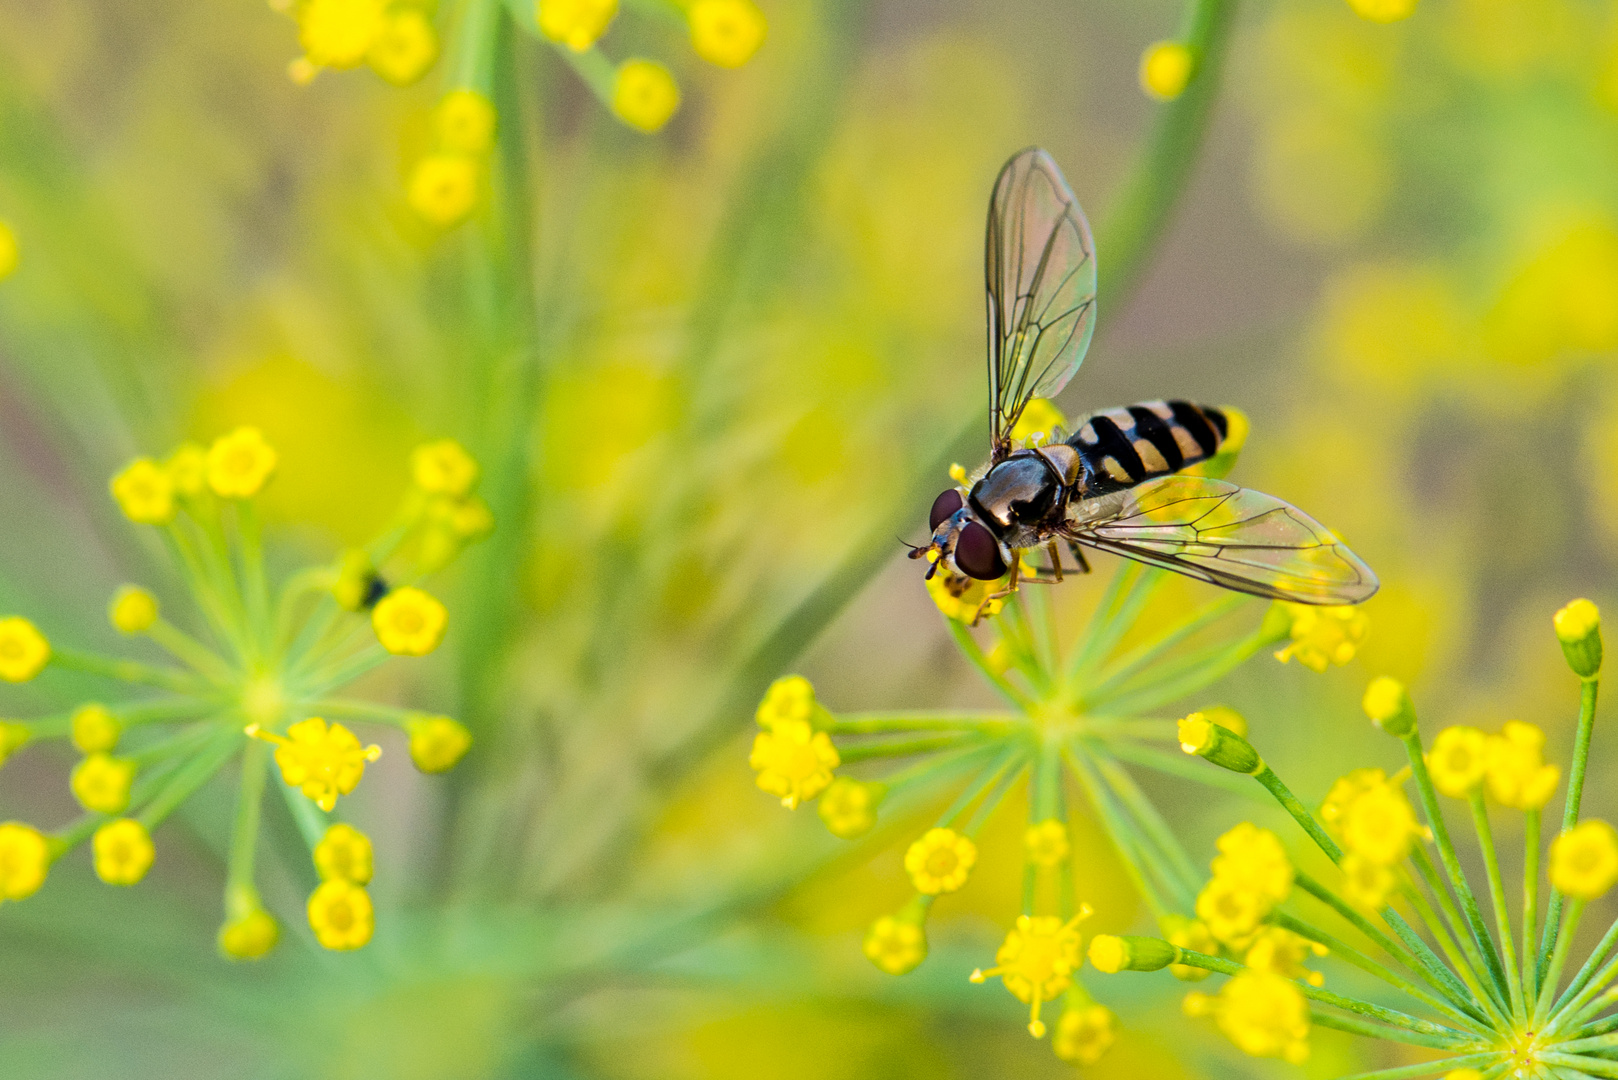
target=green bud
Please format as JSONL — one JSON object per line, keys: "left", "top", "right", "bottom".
{"left": 1555, "top": 599, "right": 1602, "bottom": 679}
{"left": 1178, "top": 712, "right": 1262, "bottom": 774}
{"left": 1087, "top": 934, "right": 1179, "bottom": 973}
{"left": 1362, "top": 676, "right": 1417, "bottom": 737}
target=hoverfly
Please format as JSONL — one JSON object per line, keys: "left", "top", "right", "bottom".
{"left": 912, "top": 147, "right": 1378, "bottom": 612}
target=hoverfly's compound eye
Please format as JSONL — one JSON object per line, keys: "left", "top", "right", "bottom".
{"left": 929, "top": 489, "right": 965, "bottom": 531}
{"left": 955, "top": 522, "right": 1008, "bottom": 580}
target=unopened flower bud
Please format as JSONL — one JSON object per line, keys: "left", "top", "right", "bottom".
{"left": 1554, "top": 599, "right": 1602, "bottom": 679}
{"left": 1088, "top": 934, "right": 1179, "bottom": 973}
{"left": 1179, "top": 712, "right": 1262, "bottom": 774}
{"left": 1363, "top": 677, "right": 1416, "bottom": 737}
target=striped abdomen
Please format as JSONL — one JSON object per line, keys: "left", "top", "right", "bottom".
{"left": 1066, "top": 400, "right": 1230, "bottom": 496}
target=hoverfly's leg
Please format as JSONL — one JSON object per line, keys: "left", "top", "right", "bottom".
{"left": 1045, "top": 540, "right": 1063, "bottom": 583}
{"left": 971, "top": 556, "right": 1022, "bottom": 625}
{"left": 1064, "top": 539, "right": 1091, "bottom": 575}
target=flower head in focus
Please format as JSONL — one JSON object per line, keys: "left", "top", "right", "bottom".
{"left": 0, "top": 431, "right": 488, "bottom": 956}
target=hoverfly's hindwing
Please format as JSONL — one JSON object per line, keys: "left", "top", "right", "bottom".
{"left": 1068, "top": 400, "right": 1229, "bottom": 496}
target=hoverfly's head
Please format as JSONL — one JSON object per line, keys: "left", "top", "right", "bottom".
{"left": 907, "top": 488, "right": 1009, "bottom": 581}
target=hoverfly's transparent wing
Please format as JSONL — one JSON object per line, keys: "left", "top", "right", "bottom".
{"left": 1064, "top": 476, "right": 1379, "bottom": 605}
{"left": 986, "top": 148, "right": 1097, "bottom": 458}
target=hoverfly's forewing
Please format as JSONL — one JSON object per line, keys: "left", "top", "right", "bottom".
{"left": 985, "top": 148, "right": 1097, "bottom": 458}
{"left": 1064, "top": 476, "right": 1379, "bottom": 605}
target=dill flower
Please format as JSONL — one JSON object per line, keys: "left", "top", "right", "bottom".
{"left": 93, "top": 819, "right": 154, "bottom": 886}
{"left": 0, "top": 823, "right": 49, "bottom": 900}
{"left": 408, "top": 154, "right": 480, "bottom": 227}
{"left": 1271, "top": 602, "right": 1368, "bottom": 672}
{"left": 749, "top": 716, "right": 838, "bottom": 809}
{"left": 433, "top": 92, "right": 498, "bottom": 156}
{"left": 1211, "top": 823, "right": 1293, "bottom": 904}
{"left": 0, "top": 220, "right": 16, "bottom": 280}
{"left": 612, "top": 59, "right": 680, "bottom": 134}
{"left": 110, "top": 458, "right": 176, "bottom": 524}
{"left": 0, "top": 617, "right": 50, "bottom": 683}
{"left": 1053, "top": 1002, "right": 1116, "bottom": 1064}
{"left": 1555, "top": 598, "right": 1602, "bottom": 678}
{"left": 1095, "top": 598, "right": 1618, "bottom": 1078}
{"left": 307, "top": 879, "right": 374, "bottom": 950}
{"left": 0, "top": 430, "right": 486, "bottom": 954}
{"left": 688, "top": 0, "right": 767, "bottom": 69}
{"left": 817, "top": 776, "right": 882, "bottom": 838}
{"left": 297, "top": 0, "right": 386, "bottom": 69}
{"left": 411, "top": 437, "right": 480, "bottom": 497}
{"left": 1140, "top": 41, "right": 1194, "bottom": 101}
{"left": 1024, "top": 819, "right": 1071, "bottom": 868}
{"left": 109, "top": 586, "right": 158, "bottom": 634}
{"left": 864, "top": 909, "right": 928, "bottom": 975}
{"left": 970, "top": 911, "right": 1092, "bottom": 1037}
{"left": 1343, "top": 0, "right": 1419, "bottom": 23}
{"left": 906, "top": 827, "right": 978, "bottom": 895}
{"left": 537, "top": 0, "right": 617, "bottom": 52}
{"left": 924, "top": 562, "right": 1007, "bottom": 623}
{"left": 367, "top": 9, "right": 437, "bottom": 85}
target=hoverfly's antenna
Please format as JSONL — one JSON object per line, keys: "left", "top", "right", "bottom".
{"left": 924, "top": 557, "right": 941, "bottom": 580}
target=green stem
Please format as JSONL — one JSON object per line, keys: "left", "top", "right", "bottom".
{"left": 1542, "top": 1054, "right": 1618, "bottom": 1079}
{"left": 826, "top": 711, "right": 1020, "bottom": 733}
{"left": 1069, "top": 568, "right": 1165, "bottom": 692}
{"left": 1538, "top": 900, "right": 1589, "bottom": 1024}
{"left": 1089, "top": 629, "right": 1267, "bottom": 715}
{"left": 964, "top": 756, "right": 1026, "bottom": 837}
{"left": 935, "top": 746, "right": 1023, "bottom": 830}
{"left": 226, "top": 740, "right": 268, "bottom": 894}
{"left": 1543, "top": 678, "right": 1600, "bottom": 982}
{"left": 1471, "top": 791, "right": 1524, "bottom": 1018}
{"left": 145, "top": 618, "right": 235, "bottom": 684}
{"left": 1063, "top": 745, "right": 1175, "bottom": 919}
{"left": 1402, "top": 730, "right": 1511, "bottom": 999}
{"left": 136, "top": 733, "right": 239, "bottom": 829}
{"left": 1253, "top": 762, "right": 1342, "bottom": 861}
{"left": 837, "top": 734, "right": 989, "bottom": 763}
{"left": 1093, "top": 746, "right": 1200, "bottom": 894}
{"left": 1334, "top": 1055, "right": 1501, "bottom": 1080}
{"left": 308, "top": 698, "right": 418, "bottom": 727}
{"left": 1528, "top": 806, "right": 1543, "bottom": 1001}
{"left": 278, "top": 774, "right": 329, "bottom": 851}
{"left": 947, "top": 620, "right": 1037, "bottom": 711}
{"left": 1086, "top": 591, "right": 1249, "bottom": 697}
{"left": 1067, "top": 560, "right": 1148, "bottom": 681}
{"left": 49, "top": 648, "right": 211, "bottom": 694}
{"left": 1104, "top": 739, "right": 1263, "bottom": 796}
{"left": 1405, "top": 846, "right": 1506, "bottom": 1015}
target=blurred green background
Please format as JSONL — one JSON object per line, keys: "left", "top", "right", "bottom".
{"left": 0, "top": 0, "right": 1614, "bottom": 1076}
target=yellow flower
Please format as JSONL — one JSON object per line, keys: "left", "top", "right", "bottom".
{"left": 166, "top": 442, "right": 208, "bottom": 497}
{"left": 108, "top": 585, "right": 158, "bottom": 634}
{"left": 1052, "top": 1003, "right": 1115, "bottom": 1065}
{"left": 0, "top": 220, "right": 16, "bottom": 279}
{"left": 1139, "top": 41, "right": 1194, "bottom": 101}
{"left": 110, "top": 458, "right": 176, "bottom": 524}
{"left": 817, "top": 776, "right": 882, "bottom": 838}
{"left": 433, "top": 91, "right": 498, "bottom": 156}
{"left": 1008, "top": 398, "right": 1066, "bottom": 446}
{"left": 1184, "top": 970, "right": 1311, "bottom": 1064}
{"left": 1340, "top": 780, "right": 1421, "bottom": 865}
{"left": 1427, "top": 726, "right": 1488, "bottom": 799}
{"left": 905, "top": 827, "right": 978, "bottom": 895}
{"left": 307, "top": 879, "right": 374, "bottom": 950}
{"left": 298, "top": 0, "right": 386, "bottom": 68}
{"left": 408, "top": 154, "right": 480, "bottom": 227}
{"left": 1341, "top": 852, "right": 1398, "bottom": 909}
{"left": 71, "top": 753, "right": 135, "bottom": 814}
{"left": 749, "top": 718, "right": 838, "bottom": 809}
{"left": 1211, "top": 822, "right": 1292, "bottom": 904}
{"left": 250, "top": 717, "right": 382, "bottom": 812}
{"left": 611, "top": 59, "right": 680, "bottom": 134}
{"left": 1343, "top": 0, "right": 1418, "bottom": 23}
{"left": 756, "top": 675, "right": 815, "bottom": 729}
{"left": 1445, "top": 1070, "right": 1483, "bottom": 1080}
{"left": 206, "top": 427, "right": 277, "bottom": 499}
{"left": 411, "top": 438, "right": 479, "bottom": 497}
{"left": 314, "top": 822, "right": 374, "bottom": 884}
{"left": 1484, "top": 721, "right": 1559, "bottom": 810}
{"left": 71, "top": 704, "right": 121, "bottom": 754}
{"left": 1164, "top": 916, "right": 1216, "bottom": 981}
{"left": 1320, "top": 767, "right": 1385, "bottom": 831}
{"left": 218, "top": 906, "right": 279, "bottom": 960}
{"left": 1024, "top": 819, "right": 1070, "bottom": 868}
{"left": 1244, "top": 926, "right": 1327, "bottom": 987}
{"left": 969, "top": 911, "right": 1091, "bottom": 1038}
{"left": 368, "top": 8, "right": 437, "bottom": 85}
{"left": 864, "top": 912, "right": 927, "bottom": 975}
{"left": 537, "top": 0, "right": 617, "bottom": 51}
{"left": 688, "top": 0, "right": 767, "bottom": 69}
{"left": 372, "top": 586, "right": 449, "bottom": 655}
{"left": 0, "top": 822, "right": 49, "bottom": 900}
{"left": 1195, "top": 876, "right": 1271, "bottom": 949}
{"left": 407, "top": 715, "right": 473, "bottom": 773}
{"left": 0, "top": 617, "right": 49, "bottom": 682}
{"left": 925, "top": 565, "right": 1006, "bottom": 623}
{"left": 93, "top": 819, "right": 154, "bottom": 886}
{"left": 1550, "top": 820, "right": 1618, "bottom": 900}
{"left": 1362, "top": 675, "right": 1416, "bottom": 735}
{"left": 0, "top": 722, "right": 29, "bottom": 768}
{"left": 1272, "top": 602, "right": 1367, "bottom": 672}
{"left": 1555, "top": 598, "right": 1602, "bottom": 678}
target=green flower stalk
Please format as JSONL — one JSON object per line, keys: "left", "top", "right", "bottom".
{"left": 0, "top": 428, "right": 485, "bottom": 957}
{"left": 746, "top": 409, "right": 1373, "bottom": 1066}
{"left": 1092, "top": 597, "right": 1618, "bottom": 1079}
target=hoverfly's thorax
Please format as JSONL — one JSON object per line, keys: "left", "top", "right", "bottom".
{"left": 969, "top": 452, "right": 1065, "bottom": 531}
{"left": 1034, "top": 443, "right": 1083, "bottom": 488}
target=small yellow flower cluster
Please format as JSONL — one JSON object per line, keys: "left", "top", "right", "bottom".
{"left": 308, "top": 823, "right": 375, "bottom": 950}
{"left": 1052, "top": 1002, "right": 1116, "bottom": 1065}
{"left": 612, "top": 60, "right": 681, "bottom": 134}
{"left": 970, "top": 910, "right": 1093, "bottom": 1038}
{"left": 409, "top": 91, "right": 496, "bottom": 229}
{"left": 748, "top": 675, "right": 839, "bottom": 809}
{"left": 688, "top": 0, "right": 767, "bottom": 68}
{"left": 1424, "top": 721, "right": 1560, "bottom": 810}
{"left": 249, "top": 717, "right": 382, "bottom": 813}
{"left": 282, "top": 0, "right": 438, "bottom": 86}
{"left": 924, "top": 559, "right": 1008, "bottom": 623}
{"left": 1320, "top": 767, "right": 1422, "bottom": 907}
{"left": 1271, "top": 601, "right": 1368, "bottom": 672}
{"left": 1195, "top": 823, "right": 1295, "bottom": 949}
{"left": 1183, "top": 969, "right": 1311, "bottom": 1064}
{"left": 817, "top": 775, "right": 882, "bottom": 838}
{"left": 538, "top": 0, "right": 617, "bottom": 51}
{"left": 864, "top": 906, "right": 927, "bottom": 975}
{"left": 905, "top": 827, "right": 977, "bottom": 894}
{"left": 0, "top": 616, "right": 49, "bottom": 682}
{"left": 1139, "top": 41, "right": 1194, "bottom": 101}
{"left": 1550, "top": 820, "right": 1618, "bottom": 901}
{"left": 110, "top": 427, "right": 276, "bottom": 526}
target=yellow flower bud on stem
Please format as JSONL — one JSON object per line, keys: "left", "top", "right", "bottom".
{"left": 1088, "top": 934, "right": 1179, "bottom": 973}
{"left": 1555, "top": 599, "right": 1602, "bottom": 680}
{"left": 1363, "top": 676, "right": 1417, "bottom": 736}
{"left": 1179, "top": 712, "right": 1262, "bottom": 774}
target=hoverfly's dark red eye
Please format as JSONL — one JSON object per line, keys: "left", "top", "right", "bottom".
{"left": 929, "top": 489, "right": 964, "bottom": 531}
{"left": 955, "top": 522, "right": 1007, "bottom": 580}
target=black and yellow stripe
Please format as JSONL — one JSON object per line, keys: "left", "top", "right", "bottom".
{"left": 1066, "top": 400, "right": 1233, "bottom": 495}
